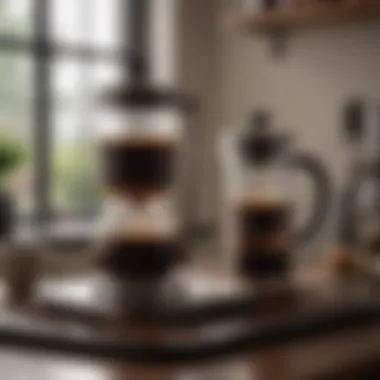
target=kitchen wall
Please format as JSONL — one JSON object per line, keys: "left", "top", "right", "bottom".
{"left": 178, "top": 0, "right": 221, "bottom": 230}
{"left": 178, "top": 1, "right": 380, "bottom": 248}
{"left": 219, "top": 17, "right": 380, "bottom": 245}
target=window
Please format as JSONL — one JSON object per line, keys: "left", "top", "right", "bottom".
{"left": 0, "top": 52, "right": 33, "bottom": 214}
{"left": 50, "top": 0, "right": 122, "bottom": 49}
{"left": 0, "top": 0, "right": 127, "bottom": 224}
{"left": 51, "top": 59, "right": 122, "bottom": 216}
{"left": 0, "top": 0, "right": 33, "bottom": 37}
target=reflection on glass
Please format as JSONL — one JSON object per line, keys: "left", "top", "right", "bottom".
{"left": 0, "top": 0, "right": 32, "bottom": 37}
{"left": 52, "top": 59, "right": 122, "bottom": 215}
{"left": 0, "top": 53, "right": 33, "bottom": 216}
{"left": 50, "top": 0, "right": 122, "bottom": 48}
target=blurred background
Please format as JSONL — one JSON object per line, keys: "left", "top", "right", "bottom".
{"left": 0, "top": 0, "right": 179, "bottom": 235}
{"left": 1, "top": 1, "right": 380, "bottom": 379}
{"left": 2, "top": 0, "right": 379, "bottom": 250}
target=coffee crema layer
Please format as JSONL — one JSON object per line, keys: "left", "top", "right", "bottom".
{"left": 238, "top": 199, "right": 290, "bottom": 236}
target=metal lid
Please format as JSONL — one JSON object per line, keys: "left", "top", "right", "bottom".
{"left": 238, "top": 110, "right": 287, "bottom": 165}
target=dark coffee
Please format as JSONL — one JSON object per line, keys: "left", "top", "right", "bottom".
{"left": 240, "top": 246, "right": 290, "bottom": 278}
{"left": 100, "top": 234, "right": 180, "bottom": 279}
{"left": 367, "top": 231, "right": 380, "bottom": 255}
{"left": 237, "top": 200, "right": 291, "bottom": 278}
{"left": 102, "top": 137, "right": 177, "bottom": 199}
{"left": 239, "top": 201, "right": 289, "bottom": 237}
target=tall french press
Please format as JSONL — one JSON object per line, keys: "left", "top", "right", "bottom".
{"left": 93, "top": 67, "right": 195, "bottom": 313}
{"left": 219, "top": 111, "right": 332, "bottom": 281}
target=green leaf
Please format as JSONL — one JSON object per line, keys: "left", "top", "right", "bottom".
{"left": 0, "top": 132, "right": 26, "bottom": 179}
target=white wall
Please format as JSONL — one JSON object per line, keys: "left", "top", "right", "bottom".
{"left": 219, "top": 20, "right": 380, "bottom": 243}
{"left": 178, "top": 0, "right": 221, "bottom": 228}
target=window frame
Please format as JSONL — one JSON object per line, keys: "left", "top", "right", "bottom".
{"left": 0, "top": 0, "right": 132, "bottom": 225}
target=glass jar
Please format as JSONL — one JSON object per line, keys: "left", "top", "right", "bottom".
{"left": 91, "top": 82, "right": 193, "bottom": 315}
{"left": 97, "top": 100, "right": 183, "bottom": 198}
{"left": 95, "top": 83, "right": 191, "bottom": 270}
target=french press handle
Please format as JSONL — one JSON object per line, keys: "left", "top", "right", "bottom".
{"left": 289, "top": 152, "right": 332, "bottom": 248}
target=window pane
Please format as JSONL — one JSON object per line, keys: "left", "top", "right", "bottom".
{"left": 0, "top": 0, "right": 32, "bottom": 37}
{"left": 52, "top": 58, "right": 123, "bottom": 216}
{"left": 92, "top": 0, "right": 124, "bottom": 49}
{"left": 0, "top": 53, "right": 34, "bottom": 216}
{"left": 50, "top": 0, "right": 123, "bottom": 49}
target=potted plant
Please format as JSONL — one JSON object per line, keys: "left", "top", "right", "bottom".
{"left": 0, "top": 133, "right": 26, "bottom": 239}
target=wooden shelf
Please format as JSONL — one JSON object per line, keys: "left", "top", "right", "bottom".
{"left": 224, "top": 3, "right": 380, "bottom": 35}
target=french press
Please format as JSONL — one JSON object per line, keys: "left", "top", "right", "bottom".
{"left": 91, "top": 58, "right": 195, "bottom": 314}
{"left": 219, "top": 110, "right": 332, "bottom": 280}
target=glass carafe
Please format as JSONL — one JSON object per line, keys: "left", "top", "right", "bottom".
{"left": 97, "top": 84, "right": 186, "bottom": 253}
{"left": 219, "top": 111, "right": 332, "bottom": 281}
{"left": 97, "top": 107, "right": 183, "bottom": 202}
{"left": 92, "top": 83, "right": 193, "bottom": 314}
